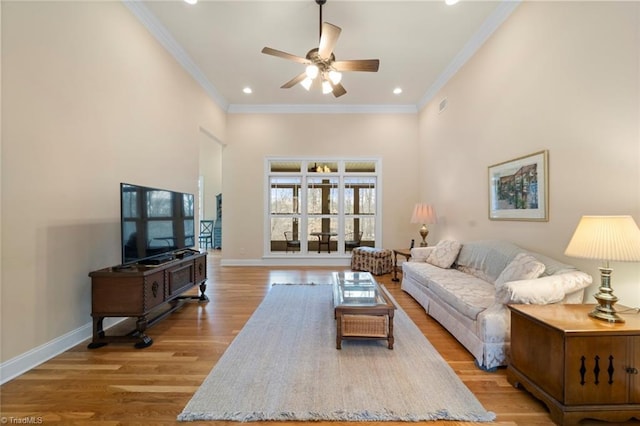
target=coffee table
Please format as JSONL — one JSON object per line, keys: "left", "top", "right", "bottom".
{"left": 332, "top": 271, "right": 396, "bottom": 349}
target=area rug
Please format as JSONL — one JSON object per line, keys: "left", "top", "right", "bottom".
{"left": 177, "top": 284, "right": 495, "bottom": 422}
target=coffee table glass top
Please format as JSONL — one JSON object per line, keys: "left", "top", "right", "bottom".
{"left": 332, "top": 271, "right": 387, "bottom": 307}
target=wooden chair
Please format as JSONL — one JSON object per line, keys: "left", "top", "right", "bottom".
{"left": 345, "top": 231, "right": 363, "bottom": 251}
{"left": 198, "top": 220, "right": 214, "bottom": 250}
{"left": 284, "top": 231, "right": 300, "bottom": 253}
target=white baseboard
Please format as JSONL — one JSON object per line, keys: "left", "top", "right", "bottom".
{"left": 0, "top": 317, "right": 125, "bottom": 385}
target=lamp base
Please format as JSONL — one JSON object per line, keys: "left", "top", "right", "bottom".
{"left": 419, "top": 226, "right": 429, "bottom": 247}
{"left": 589, "top": 266, "right": 625, "bottom": 323}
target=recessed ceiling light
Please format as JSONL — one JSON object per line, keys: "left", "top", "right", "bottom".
{"left": 393, "top": 87, "right": 402, "bottom": 95}
{"left": 184, "top": 0, "right": 198, "bottom": 4}
{"left": 445, "top": 0, "right": 459, "bottom": 5}
{"left": 243, "top": 87, "right": 253, "bottom": 94}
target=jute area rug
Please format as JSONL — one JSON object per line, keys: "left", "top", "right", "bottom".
{"left": 178, "top": 284, "right": 495, "bottom": 422}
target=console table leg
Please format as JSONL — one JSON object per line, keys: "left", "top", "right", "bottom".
{"left": 198, "top": 282, "right": 209, "bottom": 301}
{"left": 133, "top": 316, "right": 153, "bottom": 349}
{"left": 87, "top": 317, "right": 108, "bottom": 349}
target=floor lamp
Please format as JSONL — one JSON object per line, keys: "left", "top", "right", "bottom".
{"left": 410, "top": 203, "right": 437, "bottom": 247}
{"left": 564, "top": 215, "right": 640, "bottom": 323}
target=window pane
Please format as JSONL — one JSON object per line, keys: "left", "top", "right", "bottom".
{"left": 307, "top": 217, "right": 337, "bottom": 253}
{"left": 307, "top": 161, "right": 337, "bottom": 173}
{"left": 345, "top": 178, "right": 376, "bottom": 215}
{"left": 270, "top": 217, "right": 299, "bottom": 241}
{"left": 307, "top": 177, "right": 338, "bottom": 215}
{"left": 345, "top": 161, "right": 376, "bottom": 173}
{"left": 359, "top": 217, "right": 376, "bottom": 241}
{"left": 359, "top": 187, "right": 376, "bottom": 214}
{"left": 270, "top": 161, "right": 302, "bottom": 172}
{"left": 270, "top": 177, "right": 301, "bottom": 214}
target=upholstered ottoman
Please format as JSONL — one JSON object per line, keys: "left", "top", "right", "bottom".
{"left": 351, "top": 247, "right": 393, "bottom": 275}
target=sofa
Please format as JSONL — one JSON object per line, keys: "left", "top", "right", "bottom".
{"left": 401, "top": 240, "right": 592, "bottom": 370}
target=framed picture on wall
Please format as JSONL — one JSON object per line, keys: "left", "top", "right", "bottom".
{"left": 488, "top": 150, "right": 549, "bottom": 221}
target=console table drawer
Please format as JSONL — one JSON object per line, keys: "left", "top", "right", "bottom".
{"left": 168, "top": 263, "right": 194, "bottom": 296}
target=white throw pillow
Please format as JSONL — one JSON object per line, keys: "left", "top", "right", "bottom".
{"left": 494, "top": 253, "right": 546, "bottom": 286}
{"left": 425, "top": 240, "right": 462, "bottom": 269}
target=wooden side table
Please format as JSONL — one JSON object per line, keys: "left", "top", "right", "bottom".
{"left": 507, "top": 304, "right": 640, "bottom": 425}
{"left": 391, "top": 249, "right": 411, "bottom": 282}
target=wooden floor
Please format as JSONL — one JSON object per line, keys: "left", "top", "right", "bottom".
{"left": 1, "top": 251, "right": 636, "bottom": 425}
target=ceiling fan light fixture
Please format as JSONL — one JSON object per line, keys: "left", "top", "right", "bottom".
{"left": 261, "top": 0, "right": 379, "bottom": 98}
{"left": 301, "top": 77, "right": 314, "bottom": 91}
{"left": 328, "top": 70, "right": 342, "bottom": 84}
{"left": 305, "top": 64, "right": 319, "bottom": 79}
{"left": 322, "top": 79, "right": 333, "bottom": 94}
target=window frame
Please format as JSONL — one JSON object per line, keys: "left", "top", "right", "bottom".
{"left": 264, "top": 157, "right": 382, "bottom": 256}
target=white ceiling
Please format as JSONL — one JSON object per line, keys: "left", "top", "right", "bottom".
{"left": 129, "top": 0, "right": 518, "bottom": 111}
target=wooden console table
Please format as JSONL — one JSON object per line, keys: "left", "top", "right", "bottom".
{"left": 507, "top": 304, "right": 640, "bottom": 425}
{"left": 88, "top": 251, "right": 208, "bottom": 349}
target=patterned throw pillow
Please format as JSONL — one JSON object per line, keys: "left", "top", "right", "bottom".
{"left": 425, "top": 240, "right": 462, "bottom": 269}
{"left": 494, "top": 252, "right": 546, "bottom": 286}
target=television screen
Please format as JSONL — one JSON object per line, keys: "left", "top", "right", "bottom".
{"left": 121, "top": 183, "right": 195, "bottom": 265}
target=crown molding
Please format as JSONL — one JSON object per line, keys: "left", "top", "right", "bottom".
{"left": 122, "top": 0, "right": 229, "bottom": 111}
{"left": 417, "top": 0, "right": 521, "bottom": 111}
{"left": 227, "top": 103, "right": 418, "bottom": 114}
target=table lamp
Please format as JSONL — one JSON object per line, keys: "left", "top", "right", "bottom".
{"left": 564, "top": 215, "right": 640, "bottom": 323}
{"left": 410, "top": 203, "right": 437, "bottom": 247}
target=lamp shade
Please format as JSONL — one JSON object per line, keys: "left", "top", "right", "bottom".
{"left": 564, "top": 215, "right": 640, "bottom": 262}
{"left": 410, "top": 203, "right": 437, "bottom": 225}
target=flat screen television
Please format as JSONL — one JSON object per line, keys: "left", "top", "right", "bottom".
{"left": 120, "top": 183, "right": 195, "bottom": 265}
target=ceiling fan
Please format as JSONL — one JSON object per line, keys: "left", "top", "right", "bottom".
{"left": 261, "top": 0, "right": 380, "bottom": 98}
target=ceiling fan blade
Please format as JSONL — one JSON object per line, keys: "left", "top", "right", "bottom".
{"left": 318, "top": 22, "right": 341, "bottom": 60}
{"left": 330, "top": 82, "right": 347, "bottom": 98}
{"left": 261, "top": 47, "right": 310, "bottom": 65}
{"left": 332, "top": 59, "right": 380, "bottom": 72}
{"left": 281, "top": 72, "right": 307, "bottom": 89}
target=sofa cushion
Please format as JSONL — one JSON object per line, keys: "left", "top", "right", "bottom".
{"left": 456, "top": 240, "right": 522, "bottom": 283}
{"left": 425, "top": 240, "right": 462, "bottom": 269}
{"left": 496, "top": 270, "right": 592, "bottom": 304}
{"left": 526, "top": 251, "right": 578, "bottom": 277}
{"left": 495, "top": 253, "right": 546, "bottom": 286}
{"left": 404, "top": 262, "right": 495, "bottom": 320}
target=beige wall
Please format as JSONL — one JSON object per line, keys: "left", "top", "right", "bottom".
{"left": 419, "top": 1, "right": 640, "bottom": 307}
{"left": 222, "top": 113, "right": 420, "bottom": 262}
{"left": 1, "top": 2, "right": 225, "bottom": 364}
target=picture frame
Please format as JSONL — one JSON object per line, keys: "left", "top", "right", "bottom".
{"left": 488, "top": 150, "right": 548, "bottom": 221}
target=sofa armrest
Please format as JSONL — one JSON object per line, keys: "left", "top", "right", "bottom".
{"left": 410, "top": 246, "right": 435, "bottom": 262}
{"left": 496, "top": 271, "right": 592, "bottom": 305}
